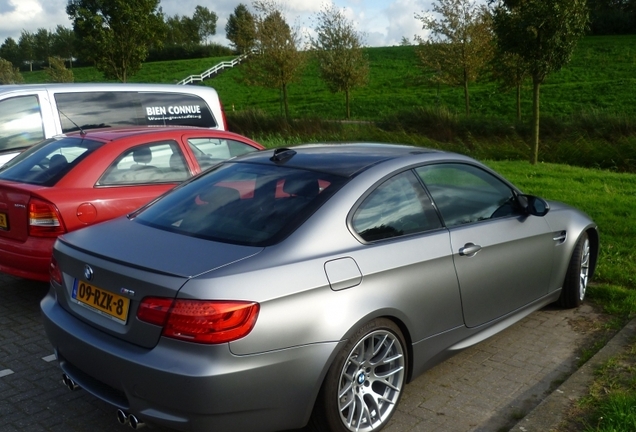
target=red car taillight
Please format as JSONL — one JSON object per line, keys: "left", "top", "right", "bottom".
{"left": 49, "top": 256, "right": 62, "bottom": 285}
{"left": 220, "top": 99, "right": 229, "bottom": 130}
{"left": 137, "top": 298, "right": 259, "bottom": 344}
{"left": 28, "top": 198, "right": 65, "bottom": 237}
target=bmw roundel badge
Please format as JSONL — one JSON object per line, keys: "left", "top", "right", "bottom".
{"left": 83, "top": 265, "right": 94, "bottom": 281}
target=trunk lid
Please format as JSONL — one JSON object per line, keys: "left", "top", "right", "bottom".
{"left": 53, "top": 216, "right": 263, "bottom": 348}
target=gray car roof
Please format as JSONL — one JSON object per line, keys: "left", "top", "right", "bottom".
{"left": 235, "top": 143, "right": 443, "bottom": 178}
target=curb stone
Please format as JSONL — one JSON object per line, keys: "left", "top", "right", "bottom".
{"left": 510, "top": 317, "right": 636, "bottom": 431}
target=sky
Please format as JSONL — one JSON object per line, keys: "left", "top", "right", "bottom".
{"left": 0, "top": 0, "right": 434, "bottom": 48}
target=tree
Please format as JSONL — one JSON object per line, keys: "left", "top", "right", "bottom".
{"left": 18, "top": 30, "right": 36, "bottom": 72}
{"left": 66, "top": 0, "right": 164, "bottom": 82}
{"left": 0, "top": 58, "right": 24, "bottom": 84}
{"left": 34, "top": 28, "right": 54, "bottom": 67}
{"left": 0, "top": 38, "right": 20, "bottom": 68}
{"left": 415, "top": 0, "right": 493, "bottom": 116}
{"left": 311, "top": 4, "right": 369, "bottom": 119}
{"left": 52, "top": 26, "right": 77, "bottom": 69}
{"left": 193, "top": 5, "right": 218, "bottom": 44}
{"left": 490, "top": 50, "right": 528, "bottom": 121}
{"left": 587, "top": 0, "right": 636, "bottom": 34}
{"left": 165, "top": 14, "right": 201, "bottom": 46}
{"left": 245, "top": 0, "right": 306, "bottom": 121}
{"left": 226, "top": 3, "right": 256, "bottom": 54}
{"left": 45, "top": 57, "right": 74, "bottom": 82}
{"left": 491, "top": 0, "right": 588, "bottom": 164}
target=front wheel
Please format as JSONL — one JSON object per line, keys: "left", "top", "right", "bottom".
{"left": 559, "top": 232, "right": 591, "bottom": 308}
{"left": 310, "top": 318, "right": 407, "bottom": 432}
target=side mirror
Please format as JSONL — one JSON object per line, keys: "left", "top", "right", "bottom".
{"left": 517, "top": 194, "right": 550, "bottom": 217}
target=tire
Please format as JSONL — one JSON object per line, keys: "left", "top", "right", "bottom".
{"left": 559, "top": 232, "right": 591, "bottom": 308}
{"left": 310, "top": 318, "right": 407, "bottom": 432}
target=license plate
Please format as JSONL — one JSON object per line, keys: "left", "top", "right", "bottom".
{"left": 0, "top": 212, "right": 7, "bottom": 230}
{"left": 72, "top": 280, "right": 130, "bottom": 324}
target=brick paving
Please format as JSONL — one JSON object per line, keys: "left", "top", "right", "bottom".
{"left": 0, "top": 272, "right": 607, "bottom": 432}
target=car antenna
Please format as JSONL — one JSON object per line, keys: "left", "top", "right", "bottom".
{"left": 58, "top": 110, "right": 86, "bottom": 136}
{"left": 270, "top": 148, "right": 296, "bottom": 163}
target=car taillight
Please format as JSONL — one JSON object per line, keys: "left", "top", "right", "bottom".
{"left": 49, "top": 256, "right": 62, "bottom": 285}
{"left": 137, "top": 298, "right": 259, "bottom": 344}
{"left": 220, "top": 99, "right": 229, "bottom": 130}
{"left": 28, "top": 198, "right": 65, "bottom": 237}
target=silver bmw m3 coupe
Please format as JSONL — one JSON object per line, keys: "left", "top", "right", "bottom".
{"left": 41, "top": 143, "right": 598, "bottom": 432}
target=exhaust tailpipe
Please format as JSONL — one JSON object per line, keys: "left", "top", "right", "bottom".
{"left": 129, "top": 414, "right": 145, "bottom": 429}
{"left": 116, "top": 409, "right": 129, "bottom": 425}
{"left": 61, "top": 374, "right": 80, "bottom": 391}
{"left": 116, "top": 410, "right": 145, "bottom": 429}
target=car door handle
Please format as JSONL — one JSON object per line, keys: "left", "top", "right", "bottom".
{"left": 459, "top": 243, "right": 482, "bottom": 257}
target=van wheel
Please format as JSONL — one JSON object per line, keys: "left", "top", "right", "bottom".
{"left": 310, "top": 318, "right": 407, "bottom": 432}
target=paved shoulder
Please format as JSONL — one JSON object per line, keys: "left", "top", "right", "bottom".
{"left": 510, "top": 317, "right": 636, "bottom": 432}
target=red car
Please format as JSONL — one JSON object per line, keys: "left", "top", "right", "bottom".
{"left": 0, "top": 126, "right": 263, "bottom": 281}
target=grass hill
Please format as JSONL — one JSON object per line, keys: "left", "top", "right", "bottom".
{"left": 23, "top": 35, "right": 636, "bottom": 121}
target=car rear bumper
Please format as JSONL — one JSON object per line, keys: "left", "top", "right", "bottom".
{"left": 41, "top": 288, "right": 340, "bottom": 432}
{"left": 0, "top": 236, "right": 54, "bottom": 281}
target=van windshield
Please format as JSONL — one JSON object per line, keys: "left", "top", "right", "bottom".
{"left": 0, "top": 136, "right": 103, "bottom": 186}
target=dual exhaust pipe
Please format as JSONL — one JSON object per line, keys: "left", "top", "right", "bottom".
{"left": 61, "top": 374, "right": 145, "bottom": 429}
{"left": 61, "top": 373, "right": 79, "bottom": 391}
{"left": 117, "top": 409, "right": 146, "bottom": 429}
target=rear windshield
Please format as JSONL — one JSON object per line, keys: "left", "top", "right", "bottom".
{"left": 133, "top": 162, "right": 347, "bottom": 246}
{"left": 0, "top": 136, "right": 103, "bottom": 186}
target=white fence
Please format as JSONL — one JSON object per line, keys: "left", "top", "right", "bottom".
{"left": 177, "top": 53, "right": 249, "bottom": 85}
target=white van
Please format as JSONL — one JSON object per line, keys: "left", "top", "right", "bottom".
{"left": 0, "top": 83, "right": 227, "bottom": 166}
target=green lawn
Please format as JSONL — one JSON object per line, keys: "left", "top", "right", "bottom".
{"left": 22, "top": 35, "right": 636, "bottom": 122}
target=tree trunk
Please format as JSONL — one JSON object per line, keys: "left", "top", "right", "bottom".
{"left": 531, "top": 78, "right": 541, "bottom": 165}
{"left": 282, "top": 82, "right": 290, "bottom": 122}
{"left": 464, "top": 78, "right": 470, "bottom": 116}
{"left": 516, "top": 83, "right": 521, "bottom": 121}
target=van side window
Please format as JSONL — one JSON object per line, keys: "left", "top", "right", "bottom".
{"left": 99, "top": 141, "right": 190, "bottom": 185}
{"left": 188, "top": 138, "right": 259, "bottom": 170}
{"left": 0, "top": 95, "right": 45, "bottom": 151}
{"left": 140, "top": 93, "right": 217, "bottom": 128}
{"left": 55, "top": 91, "right": 219, "bottom": 133}
{"left": 56, "top": 92, "right": 142, "bottom": 133}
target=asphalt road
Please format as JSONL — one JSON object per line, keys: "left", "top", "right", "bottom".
{"left": 0, "top": 272, "right": 607, "bottom": 432}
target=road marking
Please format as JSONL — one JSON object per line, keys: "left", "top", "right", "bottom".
{"left": 42, "top": 354, "right": 57, "bottom": 362}
{"left": 0, "top": 369, "right": 14, "bottom": 378}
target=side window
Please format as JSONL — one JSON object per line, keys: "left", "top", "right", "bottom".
{"left": 99, "top": 141, "right": 190, "bottom": 186}
{"left": 352, "top": 171, "right": 442, "bottom": 242}
{"left": 55, "top": 92, "right": 142, "bottom": 133}
{"left": 188, "top": 138, "right": 258, "bottom": 170}
{"left": 140, "top": 93, "right": 217, "bottom": 128}
{"left": 0, "top": 95, "right": 45, "bottom": 150}
{"left": 415, "top": 164, "right": 517, "bottom": 227}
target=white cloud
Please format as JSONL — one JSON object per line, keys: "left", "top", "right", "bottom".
{"left": 0, "top": 0, "right": 71, "bottom": 41}
{"left": 385, "top": 0, "right": 433, "bottom": 45}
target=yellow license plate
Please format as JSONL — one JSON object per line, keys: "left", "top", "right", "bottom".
{"left": 72, "top": 280, "right": 130, "bottom": 324}
{"left": 0, "top": 213, "right": 7, "bottom": 230}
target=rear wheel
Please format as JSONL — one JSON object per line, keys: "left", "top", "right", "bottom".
{"left": 310, "top": 318, "right": 407, "bottom": 432}
{"left": 559, "top": 232, "right": 591, "bottom": 308}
